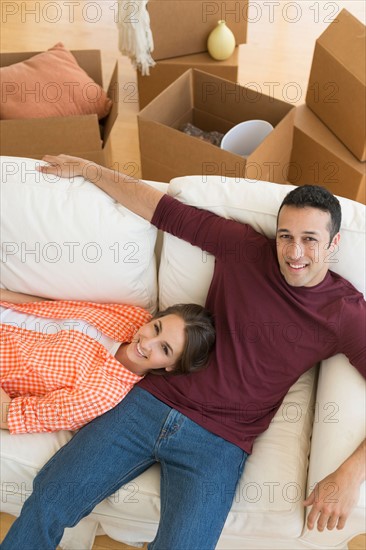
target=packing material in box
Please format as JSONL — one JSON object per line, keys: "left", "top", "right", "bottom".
{"left": 288, "top": 105, "right": 365, "bottom": 204}
{"left": 0, "top": 50, "right": 118, "bottom": 167}
{"left": 306, "top": 9, "right": 366, "bottom": 162}
{"left": 138, "top": 48, "right": 239, "bottom": 109}
{"left": 138, "top": 69, "right": 295, "bottom": 184}
{"left": 148, "top": 0, "right": 248, "bottom": 60}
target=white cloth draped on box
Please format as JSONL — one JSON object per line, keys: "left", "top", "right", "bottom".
{"left": 116, "top": 0, "right": 155, "bottom": 75}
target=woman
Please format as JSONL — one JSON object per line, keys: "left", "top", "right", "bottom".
{"left": 0, "top": 289, "right": 215, "bottom": 434}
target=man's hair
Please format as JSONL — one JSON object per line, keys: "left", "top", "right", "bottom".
{"left": 151, "top": 303, "right": 215, "bottom": 376}
{"left": 278, "top": 185, "right": 342, "bottom": 241}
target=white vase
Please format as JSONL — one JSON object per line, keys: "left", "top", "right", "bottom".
{"left": 207, "top": 20, "right": 236, "bottom": 61}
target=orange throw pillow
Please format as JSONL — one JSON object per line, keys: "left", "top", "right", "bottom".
{"left": 0, "top": 43, "right": 112, "bottom": 120}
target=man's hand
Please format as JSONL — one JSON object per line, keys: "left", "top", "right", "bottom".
{"left": 304, "top": 440, "right": 365, "bottom": 531}
{"left": 36, "top": 154, "right": 163, "bottom": 223}
{"left": 0, "top": 388, "right": 11, "bottom": 430}
{"left": 37, "top": 154, "right": 92, "bottom": 180}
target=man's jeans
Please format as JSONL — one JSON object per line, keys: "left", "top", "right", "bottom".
{"left": 2, "top": 387, "right": 248, "bottom": 550}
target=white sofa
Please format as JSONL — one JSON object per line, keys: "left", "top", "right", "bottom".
{"left": 1, "top": 156, "right": 365, "bottom": 550}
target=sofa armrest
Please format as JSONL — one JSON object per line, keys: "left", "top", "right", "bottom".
{"left": 301, "top": 354, "right": 365, "bottom": 548}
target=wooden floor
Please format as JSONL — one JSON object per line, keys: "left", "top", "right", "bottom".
{"left": 0, "top": 512, "right": 365, "bottom": 550}
{"left": 1, "top": 1, "right": 365, "bottom": 548}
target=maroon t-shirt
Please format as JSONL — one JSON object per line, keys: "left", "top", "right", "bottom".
{"left": 139, "top": 195, "right": 365, "bottom": 452}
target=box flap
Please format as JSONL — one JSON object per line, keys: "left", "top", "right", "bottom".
{"left": 137, "top": 54, "right": 238, "bottom": 110}
{"left": 316, "top": 9, "right": 365, "bottom": 85}
{"left": 290, "top": 126, "right": 365, "bottom": 203}
{"left": 71, "top": 50, "right": 103, "bottom": 85}
{"left": 103, "top": 62, "right": 119, "bottom": 144}
{"left": 295, "top": 105, "right": 365, "bottom": 170}
{"left": 249, "top": 109, "right": 295, "bottom": 184}
{"left": 139, "top": 71, "right": 194, "bottom": 127}
{"left": 192, "top": 69, "right": 293, "bottom": 125}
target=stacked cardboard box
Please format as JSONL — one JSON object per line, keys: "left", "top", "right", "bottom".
{"left": 306, "top": 10, "right": 365, "bottom": 162}
{"left": 138, "top": 9, "right": 365, "bottom": 203}
{"left": 289, "top": 105, "right": 365, "bottom": 204}
{"left": 288, "top": 9, "right": 365, "bottom": 203}
{"left": 137, "top": 0, "right": 248, "bottom": 108}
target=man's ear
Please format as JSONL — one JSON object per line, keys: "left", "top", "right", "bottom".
{"left": 331, "top": 232, "right": 341, "bottom": 247}
{"left": 327, "top": 232, "right": 340, "bottom": 253}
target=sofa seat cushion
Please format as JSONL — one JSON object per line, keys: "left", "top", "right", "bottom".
{"left": 0, "top": 429, "right": 73, "bottom": 507}
{"left": 0, "top": 367, "right": 316, "bottom": 545}
{"left": 228, "top": 367, "right": 316, "bottom": 539}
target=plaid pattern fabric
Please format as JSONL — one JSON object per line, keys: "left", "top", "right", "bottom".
{"left": 0, "top": 300, "right": 151, "bottom": 434}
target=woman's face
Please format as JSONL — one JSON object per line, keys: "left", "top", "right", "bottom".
{"left": 120, "top": 314, "right": 186, "bottom": 375}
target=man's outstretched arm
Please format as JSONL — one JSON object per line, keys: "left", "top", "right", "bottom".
{"left": 304, "top": 439, "right": 365, "bottom": 531}
{"left": 37, "top": 154, "right": 164, "bottom": 222}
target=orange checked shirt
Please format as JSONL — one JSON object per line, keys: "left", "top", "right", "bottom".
{"left": 0, "top": 300, "right": 152, "bottom": 434}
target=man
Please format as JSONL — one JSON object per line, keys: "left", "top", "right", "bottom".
{"left": 2, "top": 155, "right": 365, "bottom": 550}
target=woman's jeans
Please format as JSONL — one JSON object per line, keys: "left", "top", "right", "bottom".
{"left": 2, "top": 387, "right": 248, "bottom": 550}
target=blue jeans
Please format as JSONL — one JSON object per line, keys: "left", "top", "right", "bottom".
{"left": 2, "top": 387, "right": 248, "bottom": 550}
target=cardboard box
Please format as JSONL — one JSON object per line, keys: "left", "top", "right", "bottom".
{"left": 288, "top": 105, "right": 365, "bottom": 204}
{"left": 138, "top": 69, "right": 295, "bottom": 184}
{"left": 138, "top": 48, "right": 239, "bottom": 109}
{"left": 0, "top": 50, "right": 118, "bottom": 167}
{"left": 306, "top": 9, "right": 366, "bottom": 162}
{"left": 148, "top": 0, "right": 248, "bottom": 60}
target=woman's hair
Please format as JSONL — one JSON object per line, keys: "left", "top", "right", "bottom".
{"left": 151, "top": 303, "right": 215, "bottom": 376}
{"left": 278, "top": 185, "right": 342, "bottom": 242}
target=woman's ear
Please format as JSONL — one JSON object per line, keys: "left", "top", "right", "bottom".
{"left": 165, "top": 366, "right": 175, "bottom": 372}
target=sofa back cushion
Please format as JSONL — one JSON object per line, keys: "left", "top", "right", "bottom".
{"left": 0, "top": 156, "right": 161, "bottom": 312}
{"left": 159, "top": 176, "right": 365, "bottom": 309}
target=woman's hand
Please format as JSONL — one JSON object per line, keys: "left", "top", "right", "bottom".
{"left": 0, "top": 388, "right": 11, "bottom": 430}
{"left": 36, "top": 154, "right": 92, "bottom": 180}
{"left": 0, "top": 289, "right": 46, "bottom": 303}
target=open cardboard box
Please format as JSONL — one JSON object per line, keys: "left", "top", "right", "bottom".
{"left": 148, "top": 0, "right": 248, "bottom": 60}
{"left": 138, "top": 9, "right": 365, "bottom": 204}
{"left": 0, "top": 50, "right": 118, "bottom": 167}
{"left": 306, "top": 9, "right": 366, "bottom": 162}
{"left": 289, "top": 105, "right": 365, "bottom": 204}
{"left": 138, "top": 48, "right": 239, "bottom": 109}
{"left": 138, "top": 69, "right": 295, "bottom": 184}
{"left": 138, "top": 69, "right": 365, "bottom": 203}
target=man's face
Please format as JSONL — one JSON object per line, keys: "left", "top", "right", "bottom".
{"left": 276, "top": 205, "right": 340, "bottom": 287}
